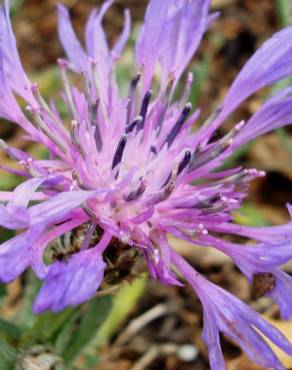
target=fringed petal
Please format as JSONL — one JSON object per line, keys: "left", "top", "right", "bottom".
{"left": 57, "top": 4, "right": 88, "bottom": 72}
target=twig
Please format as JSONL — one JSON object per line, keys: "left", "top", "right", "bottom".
{"left": 114, "top": 303, "right": 171, "bottom": 346}
{"left": 131, "top": 344, "right": 178, "bottom": 370}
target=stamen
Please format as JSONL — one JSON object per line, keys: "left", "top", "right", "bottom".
{"left": 125, "top": 116, "right": 143, "bottom": 134}
{"left": 164, "top": 103, "right": 192, "bottom": 148}
{"left": 156, "top": 77, "right": 175, "bottom": 134}
{"left": 124, "top": 178, "right": 148, "bottom": 201}
{"left": 200, "top": 203, "right": 228, "bottom": 214}
{"left": 126, "top": 73, "right": 142, "bottom": 124}
{"left": 82, "top": 72, "right": 92, "bottom": 101}
{"left": 216, "top": 169, "right": 249, "bottom": 185}
{"left": 189, "top": 138, "right": 232, "bottom": 172}
{"left": 71, "top": 168, "right": 92, "bottom": 190}
{"left": 150, "top": 145, "right": 157, "bottom": 155}
{"left": 112, "top": 135, "right": 127, "bottom": 171}
{"left": 26, "top": 105, "right": 68, "bottom": 154}
{"left": 31, "top": 84, "right": 69, "bottom": 142}
{"left": 180, "top": 72, "right": 194, "bottom": 108}
{"left": 178, "top": 150, "right": 192, "bottom": 175}
{"left": 82, "top": 74, "right": 103, "bottom": 151}
{"left": 129, "top": 73, "right": 142, "bottom": 94}
{"left": 58, "top": 59, "right": 79, "bottom": 120}
{"left": 90, "top": 58, "right": 108, "bottom": 119}
{"left": 82, "top": 202, "right": 96, "bottom": 219}
{"left": 137, "top": 90, "right": 153, "bottom": 131}
{"left": 145, "top": 165, "right": 178, "bottom": 207}
{"left": 243, "top": 169, "right": 266, "bottom": 182}
{"left": 80, "top": 223, "right": 95, "bottom": 251}
{"left": 165, "top": 164, "right": 179, "bottom": 195}
{"left": 220, "top": 120, "right": 245, "bottom": 144}
{"left": 88, "top": 99, "right": 102, "bottom": 152}
{"left": 162, "top": 150, "right": 191, "bottom": 187}
{"left": 70, "top": 120, "right": 86, "bottom": 158}
{"left": 195, "top": 193, "right": 222, "bottom": 209}
{"left": 31, "top": 84, "right": 56, "bottom": 122}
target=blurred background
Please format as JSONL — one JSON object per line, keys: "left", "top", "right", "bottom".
{"left": 0, "top": 0, "right": 292, "bottom": 369}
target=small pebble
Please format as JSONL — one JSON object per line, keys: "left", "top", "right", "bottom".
{"left": 177, "top": 344, "right": 199, "bottom": 362}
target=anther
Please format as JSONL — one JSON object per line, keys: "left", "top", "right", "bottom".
{"left": 137, "top": 90, "right": 153, "bottom": 131}
{"left": 180, "top": 73, "right": 194, "bottom": 108}
{"left": 178, "top": 150, "right": 192, "bottom": 175}
{"left": 195, "top": 193, "right": 222, "bottom": 209}
{"left": 162, "top": 150, "right": 192, "bottom": 187}
{"left": 130, "top": 73, "right": 142, "bottom": 92}
{"left": 59, "top": 59, "right": 79, "bottom": 120}
{"left": 126, "top": 73, "right": 142, "bottom": 124}
{"left": 164, "top": 103, "right": 192, "bottom": 148}
{"left": 165, "top": 164, "right": 179, "bottom": 195}
{"left": 70, "top": 120, "right": 86, "bottom": 158}
{"left": 31, "top": 83, "right": 60, "bottom": 125}
{"left": 124, "top": 178, "right": 148, "bottom": 202}
{"left": 150, "top": 145, "right": 157, "bottom": 155}
{"left": 57, "top": 58, "right": 69, "bottom": 69}
{"left": 112, "top": 135, "right": 127, "bottom": 170}
{"left": 125, "top": 116, "right": 143, "bottom": 134}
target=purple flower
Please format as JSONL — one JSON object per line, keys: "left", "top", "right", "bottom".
{"left": 0, "top": 0, "right": 292, "bottom": 368}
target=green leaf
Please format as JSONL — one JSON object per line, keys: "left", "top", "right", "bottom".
{"left": 276, "top": 128, "right": 292, "bottom": 165}
{"left": 20, "top": 308, "right": 75, "bottom": 348}
{"left": 0, "top": 318, "right": 21, "bottom": 342}
{"left": 233, "top": 203, "right": 269, "bottom": 227}
{"left": 10, "top": 0, "right": 24, "bottom": 18}
{"left": 0, "top": 284, "right": 7, "bottom": 298}
{"left": 0, "top": 340, "right": 17, "bottom": 370}
{"left": 15, "top": 272, "right": 41, "bottom": 329}
{"left": 94, "top": 275, "right": 147, "bottom": 346}
{"left": 277, "top": 0, "right": 292, "bottom": 26}
{"left": 62, "top": 296, "right": 112, "bottom": 365}
{"left": 0, "top": 173, "right": 22, "bottom": 191}
{"left": 54, "top": 310, "right": 80, "bottom": 356}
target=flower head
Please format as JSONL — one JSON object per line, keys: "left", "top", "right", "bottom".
{"left": 0, "top": 0, "right": 292, "bottom": 369}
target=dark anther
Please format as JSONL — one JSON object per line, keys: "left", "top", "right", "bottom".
{"left": 208, "top": 192, "right": 222, "bottom": 203}
{"left": 137, "top": 90, "right": 153, "bottom": 131}
{"left": 125, "top": 116, "right": 143, "bottom": 134}
{"left": 162, "top": 150, "right": 192, "bottom": 187}
{"left": 178, "top": 150, "right": 191, "bottom": 175}
{"left": 92, "top": 101, "right": 102, "bottom": 151}
{"left": 164, "top": 103, "right": 192, "bottom": 148}
{"left": 195, "top": 193, "right": 222, "bottom": 209}
{"left": 150, "top": 145, "right": 157, "bottom": 155}
{"left": 130, "top": 73, "right": 142, "bottom": 92}
{"left": 126, "top": 74, "right": 142, "bottom": 124}
{"left": 112, "top": 135, "right": 127, "bottom": 170}
{"left": 124, "top": 179, "right": 147, "bottom": 202}
{"left": 94, "top": 125, "right": 102, "bottom": 152}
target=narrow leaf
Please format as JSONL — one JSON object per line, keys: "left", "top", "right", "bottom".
{"left": 0, "top": 339, "right": 17, "bottom": 370}
{"left": 20, "top": 308, "right": 75, "bottom": 348}
{"left": 62, "top": 295, "right": 112, "bottom": 365}
{"left": 0, "top": 318, "right": 21, "bottom": 342}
